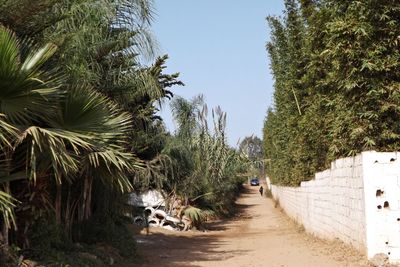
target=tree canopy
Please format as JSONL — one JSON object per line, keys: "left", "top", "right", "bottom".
{"left": 263, "top": 0, "right": 400, "bottom": 186}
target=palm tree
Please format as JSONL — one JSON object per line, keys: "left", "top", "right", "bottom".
{"left": 0, "top": 25, "right": 62, "bottom": 246}
{"left": 0, "top": 1, "right": 187, "bottom": 259}
{"left": 51, "top": 87, "right": 138, "bottom": 224}
{"left": 0, "top": 24, "right": 141, "bottom": 247}
{"left": 170, "top": 95, "right": 204, "bottom": 140}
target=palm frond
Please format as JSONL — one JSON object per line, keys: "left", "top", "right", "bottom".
{"left": 0, "top": 189, "right": 18, "bottom": 229}
{"left": 52, "top": 87, "right": 131, "bottom": 144}
{"left": 0, "top": 113, "right": 18, "bottom": 148}
{"left": 0, "top": 26, "right": 61, "bottom": 125}
{"left": 17, "top": 126, "right": 96, "bottom": 183}
{"left": 182, "top": 206, "right": 214, "bottom": 226}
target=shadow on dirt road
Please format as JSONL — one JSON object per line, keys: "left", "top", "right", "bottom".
{"left": 132, "top": 189, "right": 255, "bottom": 267}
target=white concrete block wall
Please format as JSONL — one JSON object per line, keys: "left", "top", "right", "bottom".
{"left": 267, "top": 151, "right": 400, "bottom": 263}
{"left": 362, "top": 151, "right": 400, "bottom": 262}
{"left": 269, "top": 157, "right": 366, "bottom": 251}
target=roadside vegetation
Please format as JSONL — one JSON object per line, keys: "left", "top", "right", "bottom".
{"left": 263, "top": 0, "right": 400, "bottom": 186}
{"left": 0, "top": 1, "right": 251, "bottom": 266}
{"left": 164, "top": 96, "right": 250, "bottom": 216}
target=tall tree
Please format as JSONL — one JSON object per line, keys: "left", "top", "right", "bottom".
{"left": 0, "top": 1, "right": 186, "bottom": 264}
{"left": 263, "top": 0, "right": 400, "bottom": 185}
{"left": 239, "top": 136, "right": 264, "bottom": 161}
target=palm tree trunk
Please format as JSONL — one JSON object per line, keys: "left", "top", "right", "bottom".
{"left": 55, "top": 182, "right": 62, "bottom": 224}
{"left": 64, "top": 185, "right": 72, "bottom": 239}
{"left": 82, "top": 176, "right": 93, "bottom": 221}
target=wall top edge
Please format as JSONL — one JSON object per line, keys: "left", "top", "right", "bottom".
{"left": 270, "top": 151, "right": 400, "bottom": 187}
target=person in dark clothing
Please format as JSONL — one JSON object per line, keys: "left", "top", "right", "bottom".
{"left": 259, "top": 186, "right": 263, "bottom": 196}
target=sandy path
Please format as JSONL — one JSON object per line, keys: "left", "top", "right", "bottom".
{"left": 132, "top": 185, "right": 370, "bottom": 267}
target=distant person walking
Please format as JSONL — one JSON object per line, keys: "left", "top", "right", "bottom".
{"left": 259, "top": 186, "right": 263, "bottom": 196}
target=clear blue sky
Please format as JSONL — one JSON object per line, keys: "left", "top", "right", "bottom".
{"left": 153, "top": 1, "right": 285, "bottom": 147}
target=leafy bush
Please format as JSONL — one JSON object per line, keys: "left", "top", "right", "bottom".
{"left": 25, "top": 215, "right": 69, "bottom": 260}
{"left": 79, "top": 215, "right": 136, "bottom": 258}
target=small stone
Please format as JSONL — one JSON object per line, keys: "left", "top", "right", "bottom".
{"left": 370, "top": 253, "right": 389, "bottom": 267}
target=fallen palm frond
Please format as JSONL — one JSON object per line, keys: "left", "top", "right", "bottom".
{"left": 182, "top": 206, "right": 215, "bottom": 228}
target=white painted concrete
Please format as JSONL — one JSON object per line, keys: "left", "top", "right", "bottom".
{"left": 128, "top": 190, "right": 165, "bottom": 208}
{"left": 267, "top": 151, "right": 400, "bottom": 263}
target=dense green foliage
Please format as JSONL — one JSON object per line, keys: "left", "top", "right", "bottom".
{"left": 0, "top": 0, "right": 249, "bottom": 265}
{"left": 239, "top": 136, "right": 264, "bottom": 177}
{"left": 263, "top": 0, "right": 400, "bottom": 186}
{"left": 143, "top": 96, "right": 249, "bottom": 216}
{"left": 0, "top": 0, "right": 182, "bottom": 265}
{"left": 239, "top": 136, "right": 264, "bottom": 161}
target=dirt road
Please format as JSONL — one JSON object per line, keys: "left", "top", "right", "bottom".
{"left": 133, "top": 185, "right": 370, "bottom": 267}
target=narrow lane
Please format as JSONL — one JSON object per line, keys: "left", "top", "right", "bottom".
{"left": 133, "top": 185, "right": 369, "bottom": 267}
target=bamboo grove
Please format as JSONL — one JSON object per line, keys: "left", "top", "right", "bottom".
{"left": 0, "top": 1, "right": 249, "bottom": 265}
{"left": 263, "top": 0, "right": 400, "bottom": 186}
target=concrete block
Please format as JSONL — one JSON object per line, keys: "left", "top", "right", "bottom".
{"left": 270, "top": 151, "right": 400, "bottom": 264}
{"left": 335, "top": 158, "right": 344, "bottom": 169}
{"left": 344, "top": 157, "right": 355, "bottom": 168}
{"left": 363, "top": 150, "right": 397, "bottom": 165}
{"left": 383, "top": 163, "right": 400, "bottom": 176}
